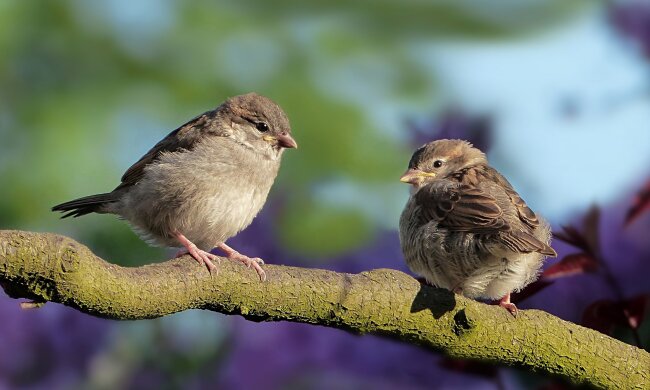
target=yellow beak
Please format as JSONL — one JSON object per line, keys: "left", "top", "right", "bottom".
{"left": 263, "top": 132, "right": 298, "bottom": 149}
{"left": 399, "top": 168, "right": 435, "bottom": 184}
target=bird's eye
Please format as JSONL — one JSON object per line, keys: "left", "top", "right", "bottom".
{"left": 433, "top": 160, "right": 444, "bottom": 168}
{"left": 256, "top": 122, "right": 269, "bottom": 132}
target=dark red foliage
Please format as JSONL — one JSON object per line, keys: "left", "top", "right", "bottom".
{"left": 582, "top": 300, "right": 624, "bottom": 335}
{"left": 511, "top": 279, "right": 554, "bottom": 304}
{"left": 439, "top": 358, "right": 498, "bottom": 379}
{"left": 581, "top": 206, "right": 601, "bottom": 254}
{"left": 582, "top": 295, "right": 649, "bottom": 335}
{"left": 542, "top": 253, "right": 599, "bottom": 280}
{"left": 624, "top": 180, "right": 650, "bottom": 226}
{"left": 537, "top": 383, "right": 574, "bottom": 390}
{"left": 622, "top": 295, "right": 649, "bottom": 330}
{"left": 554, "top": 206, "right": 601, "bottom": 255}
{"left": 554, "top": 226, "right": 593, "bottom": 254}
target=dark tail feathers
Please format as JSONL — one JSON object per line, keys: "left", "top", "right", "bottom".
{"left": 52, "top": 193, "right": 116, "bottom": 218}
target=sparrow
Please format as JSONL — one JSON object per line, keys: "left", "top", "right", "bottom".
{"left": 52, "top": 93, "right": 297, "bottom": 281}
{"left": 398, "top": 139, "right": 556, "bottom": 315}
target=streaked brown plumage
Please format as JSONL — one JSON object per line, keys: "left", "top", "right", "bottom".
{"left": 52, "top": 93, "right": 297, "bottom": 280}
{"left": 398, "top": 139, "right": 556, "bottom": 315}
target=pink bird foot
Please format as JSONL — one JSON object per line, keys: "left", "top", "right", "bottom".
{"left": 498, "top": 293, "right": 518, "bottom": 317}
{"left": 174, "top": 232, "right": 220, "bottom": 274}
{"left": 217, "top": 242, "right": 266, "bottom": 281}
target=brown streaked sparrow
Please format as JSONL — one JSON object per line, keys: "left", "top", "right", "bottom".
{"left": 398, "top": 139, "right": 556, "bottom": 315}
{"left": 53, "top": 93, "right": 297, "bottom": 280}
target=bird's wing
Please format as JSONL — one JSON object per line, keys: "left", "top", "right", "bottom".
{"left": 499, "top": 229, "right": 557, "bottom": 256}
{"left": 481, "top": 166, "right": 539, "bottom": 230}
{"left": 415, "top": 182, "right": 508, "bottom": 233}
{"left": 476, "top": 167, "right": 555, "bottom": 255}
{"left": 115, "top": 112, "right": 216, "bottom": 190}
{"left": 416, "top": 182, "right": 555, "bottom": 255}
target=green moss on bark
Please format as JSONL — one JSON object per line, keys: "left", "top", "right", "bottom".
{"left": 1, "top": 230, "right": 648, "bottom": 389}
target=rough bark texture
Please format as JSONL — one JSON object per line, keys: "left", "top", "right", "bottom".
{"left": 1, "top": 230, "right": 648, "bottom": 389}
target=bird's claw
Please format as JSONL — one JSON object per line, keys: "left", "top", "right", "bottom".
{"left": 176, "top": 246, "right": 220, "bottom": 275}
{"left": 498, "top": 293, "right": 518, "bottom": 317}
{"left": 499, "top": 301, "right": 518, "bottom": 317}
{"left": 216, "top": 243, "right": 267, "bottom": 281}
{"left": 230, "top": 254, "right": 267, "bottom": 281}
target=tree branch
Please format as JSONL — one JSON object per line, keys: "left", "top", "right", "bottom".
{"left": 1, "top": 230, "right": 647, "bottom": 389}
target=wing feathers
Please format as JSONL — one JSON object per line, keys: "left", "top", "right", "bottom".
{"left": 415, "top": 177, "right": 555, "bottom": 256}
{"left": 417, "top": 184, "right": 507, "bottom": 232}
{"left": 116, "top": 111, "right": 217, "bottom": 190}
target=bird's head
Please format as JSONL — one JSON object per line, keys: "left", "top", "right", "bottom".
{"left": 220, "top": 92, "right": 297, "bottom": 158}
{"left": 400, "top": 139, "right": 487, "bottom": 188}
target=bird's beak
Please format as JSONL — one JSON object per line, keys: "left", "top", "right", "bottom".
{"left": 400, "top": 169, "right": 434, "bottom": 185}
{"left": 278, "top": 132, "right": 298, "bottom": 149}
{"left": 264, "top": 132, "right": 298, "bottom": 149}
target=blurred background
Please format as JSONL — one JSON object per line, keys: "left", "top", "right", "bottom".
{"left": 1, "top": 0, "right": 649, "bottom": 389}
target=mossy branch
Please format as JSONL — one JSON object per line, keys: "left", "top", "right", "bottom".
{"left": 1, "top": 230, "right": 648, "bottom": 389}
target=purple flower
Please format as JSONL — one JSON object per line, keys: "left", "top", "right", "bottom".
{"left": 405, "top": 110, "right": 493, "bottom": 152}
{"left": 610, "top": 1, "right": 650, "bottom": 58}
{"left": 525, "top": 196, "right": 650, "bottom": 329}
{"left": 217, "top": 319, "right": 497, "bottom": 389}
{"left": 0, "top": 293, "right": 110, "bottom": 389}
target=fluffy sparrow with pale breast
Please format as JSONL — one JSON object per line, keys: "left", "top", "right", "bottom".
{"left": 53, "top": 93, "right": 297, "bottom": 280}
{"left": 399, "top": 139, "right": 556, "bottom": 315}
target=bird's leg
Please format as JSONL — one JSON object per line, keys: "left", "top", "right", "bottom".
{"left": 174, "top": 231, "right": 219, "bottom": 274}
{"left": 216, "top": 242, "right": 266, "bottom": 282}
{"left": 498, "top": 293, "right": 518, "bottom": 317}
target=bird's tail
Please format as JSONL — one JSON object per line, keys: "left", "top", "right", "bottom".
{"left": 52, "top": 193, "right": 117, "bottom": 218}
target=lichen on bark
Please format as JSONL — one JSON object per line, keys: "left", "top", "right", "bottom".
{"left": 1, "top": 230, "right": 648, "bottom": 389}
